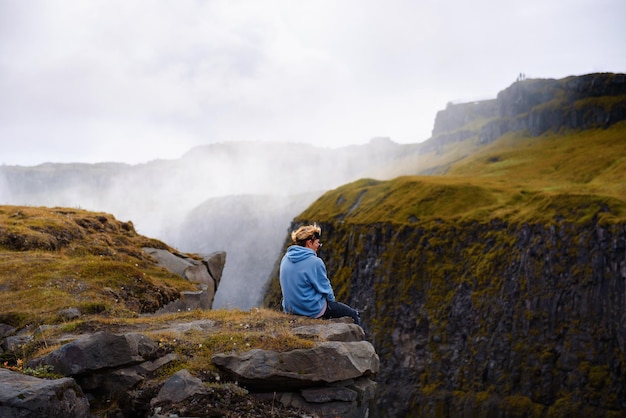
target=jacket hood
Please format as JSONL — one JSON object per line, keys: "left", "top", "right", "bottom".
{"left": 285, "top": 245, "right": 316, "bottom": 263}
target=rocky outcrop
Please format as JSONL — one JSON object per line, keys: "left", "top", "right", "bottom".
{"left": 213, "top": 341, "right": 377, "bottom": 389}
{"left": 428, "top": 72, "right": 626, "bottom": 149}
{"left": 143, "top": 247, "right": 226, "bottom": 312}
{"left": 26, "top": 331, "right": 159, "bottom": 376}
{"left": 0, "top": 368, "right": 90, "bottom": 418}
{"left": 212, "top": 322, "right": 378, "bottom": 418}
{"left": 1, "top": 322, "right": 378, "bottom": 417}
{"left": 23, "top": 331, "right": 181, "bottom": 410}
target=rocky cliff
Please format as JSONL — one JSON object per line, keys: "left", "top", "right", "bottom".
{"left": 425, "top": 73, "right": 626, "bottom": 152}
{"left": 265, "top": 181, "right": 626, "bottom": 417}
{"left": 338, "top": 219, "right": 624, "bottom": 416}
{"left": 1, "top": 315, "right": 378, "bottom": 417}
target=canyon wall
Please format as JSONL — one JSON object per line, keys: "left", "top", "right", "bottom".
{"left": 267, "top": 216, "right": 626, "bottom": 416}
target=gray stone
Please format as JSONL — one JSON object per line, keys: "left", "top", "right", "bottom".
{"left": 1, "top": 335, "right": 32, "bottom": 352}
{"left": 101, "top": 368, "right": 144, "bottom": 395}
{"left": 292, "top": 323, "right": 365, "bottom": 342}
{"left": 301, "top": 386, "right": 357, "bottom": 403}
{"left": 143, "top": 247, "right": 196, "bottom": 277}
{"left": 212, "top": 341, "right": 379, "bottom": 390}
{"left": 184, "top": 263, "right": 214, "bottom": 287}
{"left": 0, "top": 368, "right": 90, "bottom": 418}
{"left": 58, "top": 307, "right": 81, "bottom": 321}
{"left": 157, "top": 319, "right": 217, "bottom": 335}
{"left": 144, "top": 247, "right": 224, "bottom": 312}
{"left": 26, "top": 331, "right": 157, "bottom": 376}
{"left": 78, "top": 353, "right": 179, "bottom": 395}
{"left": 180, "top": 288, "right": 213, "bottom": 310}
{"left": 204, "top": 251, "right": 226, "bottom": 287}
{"left": 0, "top": 323, "right": 16, "bottom": 338}
{"left": 78, "top": 367, "right": 144, "bottom": 394}
{"left": 136, "top": 352, "right": 180, "bottom": 374}
{"left": 125, "top": 332, "right": 159, "bottom": 359}
{"left": 151, "top": 369, "right": 207, "bottom": 405}
{"left": 277, "top": 391, "right": 358, "bottom": 418}
{"left": 348, "top": 377, "right": 378, "bottom": 403}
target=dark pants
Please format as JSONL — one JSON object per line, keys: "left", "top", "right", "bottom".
{"left": 322, "top": 301, "right": 361, "bottom": 325}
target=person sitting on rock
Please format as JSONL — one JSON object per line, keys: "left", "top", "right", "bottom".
{"left": 279, "top": 224, "right": 360, "bottom": 325}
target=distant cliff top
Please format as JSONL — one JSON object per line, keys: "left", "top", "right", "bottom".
{"left": 430, "top": 72, "right": 626, "bottom": 146}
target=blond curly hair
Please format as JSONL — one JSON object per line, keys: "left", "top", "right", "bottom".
{"left": 291, "top": 224, "right": 321, "bottom": 246}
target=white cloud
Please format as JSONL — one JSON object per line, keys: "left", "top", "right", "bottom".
{"left": 1, "top": 0, "right": 625, "bottom": 165}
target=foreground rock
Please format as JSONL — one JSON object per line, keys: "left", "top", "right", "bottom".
{"left": 1, "top": 321, "right": 378, "bottom": 417}
{"left": 0, "top": 368, "right": 90, "bottom": 418}
{"left": 22, "top": 331, "right": 180, "bottom": 415}
{"left": 26, "top": 331, "right": 159, "bottom": 376}
{"left": 212, "top": 322, "right": 378, "bottom": 418}
{"left": 213, "top": 341, "right": 378, "bottom": 389}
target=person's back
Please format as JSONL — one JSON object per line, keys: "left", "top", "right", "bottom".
{"left": 278, "top": 224, "right": 360, "bottom": 325}
{"left": 280, "top": 244, "right": 333, "bottom": 317}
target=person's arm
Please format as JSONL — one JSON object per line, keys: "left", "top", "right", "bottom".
{"left": 311, "top": 259, "right": 335, "bottom": 301}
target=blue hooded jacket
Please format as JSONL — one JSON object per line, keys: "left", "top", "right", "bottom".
{"left": 279, "top": 245, "right": 335, "bottom": 317}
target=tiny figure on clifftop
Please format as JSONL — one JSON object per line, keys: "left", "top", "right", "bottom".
{"left": 279, "top": 224, "right": 361, "bottom": 325}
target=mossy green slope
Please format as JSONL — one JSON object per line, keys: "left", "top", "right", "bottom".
{"left": 0, "top": 205, "right": 197, "bottom": 328}
{"left": 297, "top": 119, "right": 626, "bottom": 224}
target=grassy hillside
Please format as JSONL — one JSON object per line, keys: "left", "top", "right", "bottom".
{"left": 447, "top": 122, "right": 626, "bottom": 197}
{"left": 299, "top": 121, "right": 626, "bottom": 226}
{"left": 0, "top": 206, "right": 200, "bottom": 327}
{"left": 0, "top": 205, "right": 320, "bottom": 416}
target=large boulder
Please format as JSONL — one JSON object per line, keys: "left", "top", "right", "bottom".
{"left": 212, "top": 340, "right": 379, "bottom": 390}
{"left": 0, "top": 368, "right": 90, "bottom": 418}
{"left": 144, "top": 247, "right": 226, "bottom": 312}
{"left": 21, "top": 331, "right": 180, "bottom": 409}
{"left": 210, "top": 321, "right": 379, "bottom": 418}
{"left": 26, "top": 331, "right": 157, "bottom": 376}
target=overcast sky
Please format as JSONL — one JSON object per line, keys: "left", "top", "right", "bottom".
{"left": 1, "top": 0, "right": 624, "bottom": 166}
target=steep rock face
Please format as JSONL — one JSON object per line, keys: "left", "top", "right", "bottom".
{"left": 430, "top": 73, "right": 626, "bottom": 148}
{"left": 268, "top": 219, "right": 626, "bottom": 416}
{"left": 432, "top": 101, "right": 499, "bottom": 136}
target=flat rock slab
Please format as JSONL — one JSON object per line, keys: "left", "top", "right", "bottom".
{"left": 292, "top": 323, "right": 365, "bottom": 342}
{"left": 212, "top": 341, "right": 379, "bottom": 390}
